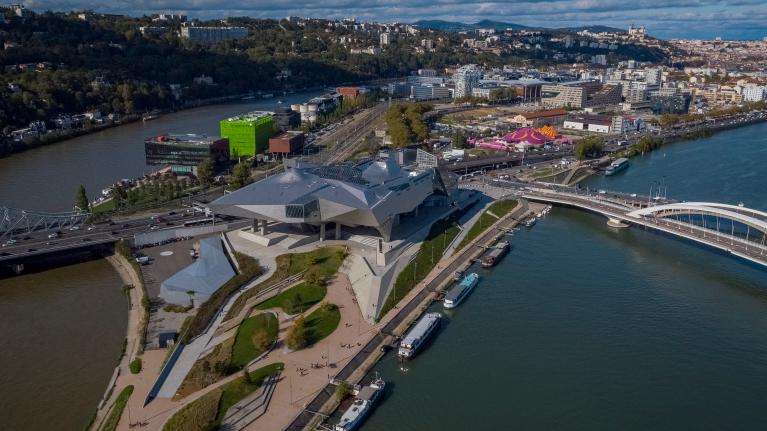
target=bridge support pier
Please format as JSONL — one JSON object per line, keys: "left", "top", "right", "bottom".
{"left": 607, "top": 218, "right": 630, "bottom": 228}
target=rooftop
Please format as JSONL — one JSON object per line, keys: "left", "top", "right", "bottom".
{"left": 145, "top": 134, "right": 226, "bottom": 145}
{"left": 222, "top": 110, "right": 273, "bottom": 123}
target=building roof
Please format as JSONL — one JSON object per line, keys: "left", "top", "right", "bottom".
{"left": 504, "top": 127, "right": 550, "bottom": 145}
{"left": 222, "top": 111, "right": 273, "bottom": 123}
{"left": 518, "top": 109, "right": 567, "bottom": 119}
{"left": 160, "top": 238, "right": 235, "bottom": 303}
{"left": 567, "top": 114, "right": 613, "bottom": 126}
{"left": 145, "top": 134, "right": 225, "bottom": 146}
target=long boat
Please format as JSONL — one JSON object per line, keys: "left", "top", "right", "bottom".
{"left": 605, "top": 158, "right": 629, "bottom": 176}
{"left": 334, "top": 377, "right": 386, "bottom": 431}
{"left": 481, "top": 241, "right": 510, "bottom": 268}
{"left": 444, "top": 273, "right": 479, "bottom": 308}
{"left": 398, "top": 312, "right": 441, "bottom": 360}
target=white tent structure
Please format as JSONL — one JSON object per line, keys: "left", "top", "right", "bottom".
{"left": 159, "top": 237, "right": 235, "bottom": 306}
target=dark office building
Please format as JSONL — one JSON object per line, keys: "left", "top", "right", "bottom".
{"left": 271, "top": 107, "right": 301, "bottom": 131}
{"left": 144, "top": 134, "right": 230, "bottom": 174}
{"left": 649, "top": 94, "right": 691, "bottom": 115}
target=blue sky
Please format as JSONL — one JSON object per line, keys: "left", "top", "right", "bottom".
{"left": 24, "top": 0, "right": 767, "bottom": 40}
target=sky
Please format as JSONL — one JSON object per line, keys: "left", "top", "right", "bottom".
{"left": 24, "top": 0, "right": 767, "bottom": 40}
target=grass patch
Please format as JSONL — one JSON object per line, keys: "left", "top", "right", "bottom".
{"left": 176, "top": 337, "right": 235, "bottom": 399}
{"left": 164, "top": 363, "right": 283, "bottom": 431}
{"left": 225, "top": 246, "right": 346, "bottom": 321}
{"left": 163, "top": 303, "right": 193, "bottom": 313}
{"left": 255, "top": 282, "right": 327, "bottom": 314}
{"left": 230, "top": 313, "right": 278, "bottom": 369}
{"left": 455, "top": 200, "right": 518, "bottom": 253}
{"left": 379, "top": 219, "right": 460, "bottom": 319}
{"left": 99, "top": 385, "right": 134, "bottom": 431}
{"left": 182, "top": 252, "right": 264, "bottom": 343}
{"left": 92, "top": 198, "right": 116, "bottom": 215}
{"left": 304, "top": 303, "right": 341, "bottom": 346}
{"left": 528, "top": 167, "right": 563, "bottom": 179}
{"left": 129, "top": 357, "right": 142, "bottom": 374}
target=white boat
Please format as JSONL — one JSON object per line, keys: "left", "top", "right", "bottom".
{"left": 334, "top": 377, "right": 386, "bottom": 431}
{"left": 444, "top": 273, "right": 479, "bottom": 308}
{"left": 605, "top": 158, "right": 629, "bottom": 176}
{"left": 398, "top": 313, "right": 441, "bottom": 360}
{"left": 524, "top": 217, "right": 537, "bottom": 227}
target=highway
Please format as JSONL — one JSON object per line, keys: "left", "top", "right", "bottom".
{"left": 0, "top": 209, "right": 218, "bottom": 262}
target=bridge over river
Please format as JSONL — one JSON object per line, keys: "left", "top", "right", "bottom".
{"left": 478, "top": 180, "right": 767, "bottom": 268}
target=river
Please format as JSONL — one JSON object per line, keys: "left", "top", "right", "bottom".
{"left": 0, "top": 91, "right": 321, "bottom": 212}
{"left": 0, "top": 90, "right": 322, "bottom": 430}
{"left": 363, "top": 122, "right": 767, "bottom": 430}
{"left": 0, "top": 260, "right": 127, "bottom": 430}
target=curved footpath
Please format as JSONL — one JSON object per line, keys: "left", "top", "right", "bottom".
{"left": 90, "top": 254, "right": 146, "bottom": 430}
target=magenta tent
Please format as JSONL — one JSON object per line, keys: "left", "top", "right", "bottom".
{"left": 503, "top": 128, "right": 549, "bottom": 145}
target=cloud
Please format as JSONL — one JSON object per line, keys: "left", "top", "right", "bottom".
{"left": 23, "top": 0, "right": 767, "bottom": 39}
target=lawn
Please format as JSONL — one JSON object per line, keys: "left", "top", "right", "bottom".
{"left": 379, "top": 219, "right": 460, "bottom": 319}
{"left": 225, "top": 246, "right": 346, "bottom": 320}
{"left": 99, "top": 385, "right": 133, "bottom": 431}
{"left": 163, "top": 363, "right": 284, "bottom": 431}
{"left": 455, "top": 200, "right": 518, "bottom": 253}
{"left": 304, "top": 303, "right": 341, "bottom": 346}
{"left": 255, "top": 282, "right": 327, "bottom": 314}
{"left": 230, "top": 313, "right": 278, "bottom": 369}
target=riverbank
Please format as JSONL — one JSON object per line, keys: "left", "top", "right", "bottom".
{"left": 90, "top": 253, "right": 147, "bottom": 431}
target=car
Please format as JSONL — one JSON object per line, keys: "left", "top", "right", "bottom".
{"left": 630, "top": 193, "right": 637, "bottom": 198}
{"left": 598, "top": 190, "right": 606, "bottom": 194}
{"left": 69, "top": 225, "right": 80, "bottom": 231}
{"left": 2, "top": 239, "right": 17, "bottom": 247}
{"left": 27, "top": 248, "right": 37, "bottom": 252}
{"left": 87, "top": 226, "right": 96, "bottom": 231}
{"left": 168, "top": 211, "right": 177, "bottom": 216}
{"left": 47, "top": 233, "right": 59, "bottom": 239}
{"left": 150, "top": 225, "right": 160, "bottom": 231}
{"left": 22, "top": 236, "right": 30, "bottom": 240}
{"left": 122, "top": 223, "right": 130, "bottom": 228}
{"left": 81, "top": 238, "right": 92, "bottom": 242}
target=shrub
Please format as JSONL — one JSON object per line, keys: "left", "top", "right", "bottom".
{"left": 129, "top": 357, "right": 142, "bottom": 374}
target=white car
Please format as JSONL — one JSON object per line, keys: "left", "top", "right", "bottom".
{"left": 598, "top": 190, "right": 607, "bottom": 194}
{"left": 2, "top": 239, "right": 17, "bottom": 247}
{"left": 69, "top": 225, "right": 80, "bottom": 231}
{"left": 47, "top": 233, "right": 59, "bottom": 239}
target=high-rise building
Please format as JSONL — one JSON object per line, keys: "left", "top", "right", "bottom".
{"left": 220, "top": 112, "right": 273, "bottom": 156}
{"left": 646, "top": 68, "right": 662, "bottom": 85}
{"left": 380, "top": 32, "right": 391, "bottom": 46}
{"left": 742, "top": 85, "right": 767, "bottom": 102}
{"left": 453, "top": 65, "right": 481, "bottom": 98}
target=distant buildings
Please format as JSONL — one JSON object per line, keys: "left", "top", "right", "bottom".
{"left": 271, "top": 107, "right": 301, "bottom": 131}
{"left": 219, "top": 112, "right": 273, "bottom": 156}
{"left": 180, "top": 25, "right": 248, "bottom": 43}
{"left": 742, "top": 85, "right": 767, "bottom": 102}
{"left": 290, "top": 93, "right": 342, "bottom": 124}
{"left": 144, "top": 134, "right": 230, "bottom": 174}
{"left": 509, "top": 109, "right": 567, "bottom": 127}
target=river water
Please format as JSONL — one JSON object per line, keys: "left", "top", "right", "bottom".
{"left": 0, "top": 91, "right": 321, "bottom": 430}
{"left": 364, "top": 122, "right": 767, "bottom": 430}
{"left": 0, "top": 260, "right": 127, "bottom": 430}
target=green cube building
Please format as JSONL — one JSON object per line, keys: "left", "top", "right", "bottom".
{"left": 219, "top": 111, "right": 273, "bottom": 157}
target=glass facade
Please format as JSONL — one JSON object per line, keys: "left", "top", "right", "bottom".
{"left": 144, "top": 135, "right": 230, "bottom": 170}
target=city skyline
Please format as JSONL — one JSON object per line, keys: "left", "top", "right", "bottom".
{"left": 22, "top": 0, "right": 767, "bottom": 40}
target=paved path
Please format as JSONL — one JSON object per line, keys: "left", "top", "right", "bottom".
{"left": 220, "top": 373, "right": 280, "bottom": 430}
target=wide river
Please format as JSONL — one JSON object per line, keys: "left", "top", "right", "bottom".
{"left": 364, "top": 122, "right": 767, "bottom": 430}
{"left": 0, "top": 91, "right": 320, "bottom": 430}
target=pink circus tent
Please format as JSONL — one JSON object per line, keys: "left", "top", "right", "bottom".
{"left": 503, "top": 128, "right": 549, "bottom": 145}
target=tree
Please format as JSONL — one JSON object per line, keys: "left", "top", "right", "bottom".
{"left": 574, "top": 136, "right": 604, "bottom": 160}
{"left": 286, "top": 316, "right": 307, "bottom": 350}
{"left": 74, "top": 184, "right": 89, "bottom": 211}
{"left": 196, "top": 159, "right": 214, "bottom": 187}
{"left": 251, "top": 328, "right": 271, "bottom": 352}
{"left": 230, "top": 161, "right": 252, "bottom": 189}
{"left": 452, "top": 131, "right": 467, "bottom": 148}
{"left": 335, "top": 381, "right": 351, "bottom": 401}
{"left": 304, "top": 266, "right": 324, "bottom": 287}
